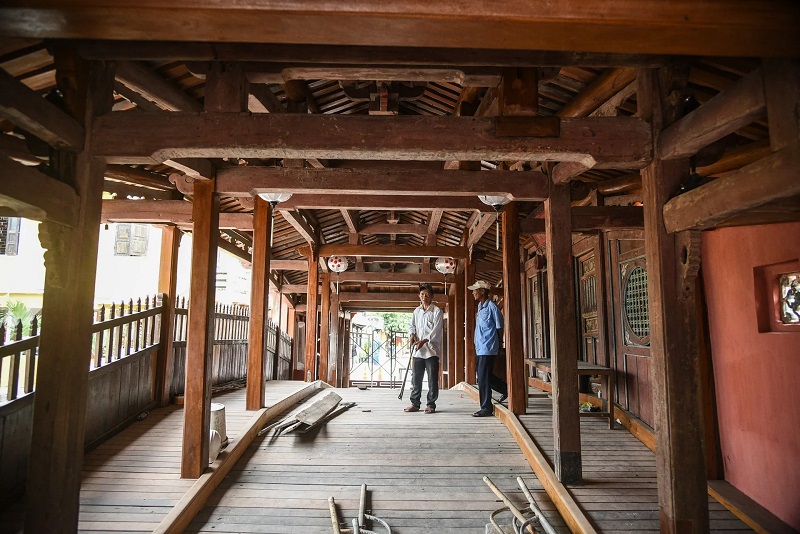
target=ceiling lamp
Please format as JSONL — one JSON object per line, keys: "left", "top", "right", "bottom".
{"left": 257, "top": 192, "right": 293, "bottom": 208}
{"left": 327, "top": 255, "right": 349, "bottom": 292}
{"left": 478, "top": 195, "right": 511, "bottom": 250}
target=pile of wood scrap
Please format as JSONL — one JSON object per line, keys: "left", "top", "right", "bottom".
{"left": 258, "top": 391, "right": 356, "bottom": 437}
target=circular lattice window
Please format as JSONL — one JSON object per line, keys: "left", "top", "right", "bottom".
{"left": 623, "top": 265, "right": 650, "bottom": 345}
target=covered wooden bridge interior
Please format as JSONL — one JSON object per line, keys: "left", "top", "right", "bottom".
{"left": 0, "top": 2, "right": 799, "bottom": 533}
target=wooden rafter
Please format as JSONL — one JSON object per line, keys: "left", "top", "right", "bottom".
{"left": 100, "top": 199, "right": 252, "bottom": 229}
{"left": 0, "top": 155, "right": 79, "bottom": 226}
{"left": 279, "top": 194, "right": 493, "bottom": 211}
{"left": 318, "top": 244, "right": 468, "bottom": 258}
{"left": 279, "top": 208, "right": 318, "bottom": 246}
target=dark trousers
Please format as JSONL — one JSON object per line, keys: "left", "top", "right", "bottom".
{"left": 477, "top": 355, "right": 507, "bottom": 412}
{"left": 409, "top": 356, "right": 439, "bottom": 409}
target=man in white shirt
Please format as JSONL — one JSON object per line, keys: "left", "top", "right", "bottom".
{"left": 405, "top": 284, "right": 444, "bottom": 414}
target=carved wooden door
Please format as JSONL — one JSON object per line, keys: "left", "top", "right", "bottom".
{"left": 607, "top": 231, "right": 654, "bottom": 426}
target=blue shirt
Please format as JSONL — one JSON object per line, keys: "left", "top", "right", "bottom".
{"left": 474, "top": 299, "right": 503, "bottom": 356}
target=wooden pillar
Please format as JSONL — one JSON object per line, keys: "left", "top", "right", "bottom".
{"left": 454, "top": 269, "right": 466, "bottom": 384}
{"left": 304, "top": 252, "right": 320, "bottom": 381}
{"left": 464, "top": 260, "right": 477, "bottom": 384}
{"left": 502, "top": 202, "right": 526, "bottom": 415}
{"left": 341, "top": 316, "right": 351, "bottom": 387}
{"left": 446, "top": 294, "right": 455, "bottom": 388}
{"left": 329, "top": 291, "right": 340, "bottom": 386}
{"left": 25, "top": 55, "right": 114, "bottom": 532}
{"left": 246, "top": 197, "right": 272, "bottom": 409}
{"left": 639, "top": 67, "right": 709, "bottom": 531}
{"left": 157, "top": 225, "right": 181, "bottom": 406}
{"left": 318, "top": 271, "right": 332, "bottom": 384}
{"left": 181, "top": 177, "right": 219, "bottom": 478}
{"left": 545, "top": 181, "right": 582, "bottom": 485}
{"left": 287, "top": 306, "right": 297, "bottom": 374}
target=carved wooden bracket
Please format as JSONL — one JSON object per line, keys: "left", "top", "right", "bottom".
{"left": 38, "top": 221, "right": 71, "bottom": 288}
{"left": 168, "top": 173, "right": 195, "bottom": 196}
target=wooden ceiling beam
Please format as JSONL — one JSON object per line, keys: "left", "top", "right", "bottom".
{"left": 663, "top": 144, "right": 800, "bottom": 233}
{"left": 339, "top": 292, "right": 424, "bottom": 303}
{"left": 659, "top": 68, "right": 766, "bottom": 160}
{"left": 75, "top": 41, "right": 670, "bottom": 67}
{"left": 93, "top": 113, "right": 651, "bottom": 168}
{"left": 259, "top": 193, "right": 493, "bottom": 211}
{"left": 340, "top": 209, "right": 360, "bottom": 234}
{"left": 467, "top": 212, "right": 498, "bottom": 249}
{"left": 4, "top": 3, "right": 798, "bottom": 57}
{"left": 104, "top": 164, "right": 175, "bottom": 191}
{"left": 0, "top": 67, "right": 84, "bottom": 150}
{"left": 519, "top": 206, "right": 645, "bottom": 233}
{"left": 248, "top": 83, "right": 284, "bottom": 113}
{"left": 319, "top": 244, "right": 468, "bottom": 259}
{"left": 100, "top": 199, "right": 253, "bottom": 229}
{"left": 359, "top": 223, "right": 428, "bottom": 236}
{"left": 335, "top": 272, "right": 445, "bottom": 283}
{"left": 279, "top": 208, "right": 318, "bottom": 246}
{"left": 115, "top": 61, "right": 202, "bottom": 112}
{"left": 0, "top": 155, "right": 79, "bottom": 226}
{"left": 558, "top": 68, "right": 637, "bottom": 118}
{"left": 217, "top": 167, "right": 549, "bottom": 200}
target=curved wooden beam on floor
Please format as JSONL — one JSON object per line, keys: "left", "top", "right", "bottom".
{"left": 454, "top": 382, "right": 597, "bottom": 534}
{"left": 153, "top": 381, "right": 328, "bottom": 534}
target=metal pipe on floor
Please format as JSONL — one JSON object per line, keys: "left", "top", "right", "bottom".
{"left": 517, "top": 477, "right": 557, "bottom": 534}
{"left": 358, "top": 483, "right": 367, "bottom": 528}
{"left": 483, "top": 476, "right": 535, "bottom": 534}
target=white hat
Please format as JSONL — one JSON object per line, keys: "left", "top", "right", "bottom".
{"left": 467, "top": 280, "right": 491, "bottom": 291}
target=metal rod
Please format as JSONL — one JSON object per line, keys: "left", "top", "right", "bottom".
{"left": 358, "top": 484, "right": 367, "bottom": 528}
{"left": 329, "top": 497, "right": 341, "bottom": 534}
{"left": 517, "top": 477, "right": 557, "bottom": 534}
{"left": 398, "top": 345, "right": 415, "bottom": 400}
{"left": 483, "top": 476, "right": 535, "bottom": 534}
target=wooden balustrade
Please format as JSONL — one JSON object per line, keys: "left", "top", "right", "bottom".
{"left": 0, "top": 316, "right": 39, "bottom": 402}
{"left": 91, "top": 295, "right": 163, "bottom": 369}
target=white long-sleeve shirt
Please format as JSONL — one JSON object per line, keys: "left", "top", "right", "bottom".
{"left": 409, "top": 303, "right": 444, "bottom": 359}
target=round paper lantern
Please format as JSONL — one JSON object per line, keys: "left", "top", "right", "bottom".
{"left": 327, "top": 255, "right": 349, "bottom": 273}
{"left": 434, "top": 257, "right": 456, "bottom": 275}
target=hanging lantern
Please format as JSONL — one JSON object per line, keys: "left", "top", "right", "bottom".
{"left": 327, "top": 255, "right": 349, "bottom": 273}
{"left": 435, "top": 257, "right": 456, "bottom": 293}
{"left": 257, "top": 192, "right": 293, "bottom": 206}
{"left": 478, "top": 194, "right": 511, "bottom": 250}
{"left": 327, "top": 255, "right": 349, "bottom": 292}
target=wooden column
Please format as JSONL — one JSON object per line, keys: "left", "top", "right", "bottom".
{"left": 246, "top": 197, "right": 272, "bottom": 409}
{"left": 464, "top": 261, "right": 477, "bottom": 384}
{"left": 454, "top": 270, "right": 466, "bottom": 384}
{"left": 545, "top": 181, "right": 582, "bottom": 485}
{"left": 157, "top": 225, "right": 181, "bottom": 406}
{"left": 502, "top": 202, "right": 526, "bottom": 415}
{"left": 639, "top": 67, "right": 709, "bottom": 531}
{"left": 25, "top": 55, "right": 114, "bottom": 532}
{"left": 446, "top": 294, "right": 455, "bottom": 388}
{"left": 341, "top": 316, "right": 351, "bottom": 387}
{"left": 328, "top": 290, "right": 340, "bottom": 386}
{"left": 318, "top": 271, "right": 332, "bottom": 384}
{"left": 287, "top": 306, "right": 297, "bottom": 374}
{"left": 304, "top": 252, "right": 320, "bottom": 381}
{"left": 181, "top": 177, "right": 219, "bottom": 478}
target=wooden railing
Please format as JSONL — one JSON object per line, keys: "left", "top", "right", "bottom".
{"left": 0, "top": 316, "right": 39, "bottom": 403}
{"left": 91, "top": 295, "right": 163, "bottom": 369}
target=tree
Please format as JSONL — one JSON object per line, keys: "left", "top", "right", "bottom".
{"left": 377, "top": 312, "right": 411, "bottom": 334}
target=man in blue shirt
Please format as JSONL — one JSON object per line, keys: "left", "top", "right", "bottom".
{"left": 468, "top": 280, "right": 508, "bottom": 417}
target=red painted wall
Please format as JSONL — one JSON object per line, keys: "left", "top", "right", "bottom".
{"left": 702, "top": 222, "right": 800, "bottom": 530}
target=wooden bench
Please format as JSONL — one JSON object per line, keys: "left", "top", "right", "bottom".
{"left": 525, "top": 358, "right": 616, "bottom": 429}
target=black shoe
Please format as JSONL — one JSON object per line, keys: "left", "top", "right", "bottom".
{"left": 498, "top": 393, "right": 508, "bottom": 403}
{"left": 472, "top": 410, "right": 493, "bottom": 417}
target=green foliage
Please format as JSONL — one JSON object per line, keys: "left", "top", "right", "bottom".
{"left": 377, "top": 312, "right": 411, "bottom": 334}
{"left": 4, "top": 299, "right": 33, "bottom": 336}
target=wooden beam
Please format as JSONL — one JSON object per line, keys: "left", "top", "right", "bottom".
{"left": 340, "top": 209, "right": 359, "bottom": 234}
{"left": 335, "top": 272, "right": 445, "bottom": 283}
{"left": 454, "top": 270, "right": 466, "bottom": 384}
{"left": 105, "top": 164, "right": 175, "bottom": 191}
{"left": 271, "top": 259, "right": 307, "bottom": 271}
{"left": 663, "top": 144, "right": 800, "bottom": 233}
{"left": 339, "top": 292, "right": 424, "bottom": 303}
{"left": 545, "top": 181, "right": 582, "bottom": 485}
{"left": 319, "top": 244, "right": 468, "bottom": 258}
{"left": 502, "top": 202, "right": 526, "bottom": 416}
{"left": 519, "top": 206, "right": 645, "bottom": 234}
{"left": 427, "top": 209, "right": 443, "bottom": 235}
{"left": 100, "top": 199, "right": 252, "bottom": 229}
{"left": 24, "top": 55, "right": 113, "bottom": 533}
{"left": 659, "top": 68, "right": 766, "bottom": 160}
{"left": 763, "top": 59, "right": 800, "bottom": 150}
{"left": 551, "top": 159, "right": 595, "bottom": 185}
{"left": 5, "top": 3, "right": 798, "bottom": 57}
{"left": 156, "top": 226, "right": 181, "bottom": 407}
{"left": 0, "top": 155, "right": 79, "bottom": 226}
{"left": 464, "top": 261, "right": 477, "bottom": 385}
{"left": 218, "top": 166, "right": 542, "bottom": 201}
{"left": 92, "top": 113, "right": 652, "bottom": 169}
{"left": 280, "top": 194, "right": 493, "bottom": 211}
{"left": 248, "top": 83, "right": 283, "bottom": 113}
{"left": 279, "top": 208, "right": 317, "bottom": 246}
{"left": 115, "top": 60, "right": 203, "bottom": 112}
{"left": 467, "top": 212, "right": 498, "bottom": 249}
{"left": 0, "top": 67, "right": 85, "bottom": 149}
{"left": 304, "top": 252, "right": 320, "bottom": 381}
{"left": 499, "top": 68, "right": 538, "bottom": 116}
{"left": 246, "top": 198, "right": 271, "bottom": 410}
{"left": 639, "top": 67, "right": 709, "bottom": 532}
{"left": 558, "top": 68, "right": 637, "bottom": 118}
{"left": 359, "top": 223, "right": 429, "bottom": 236}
